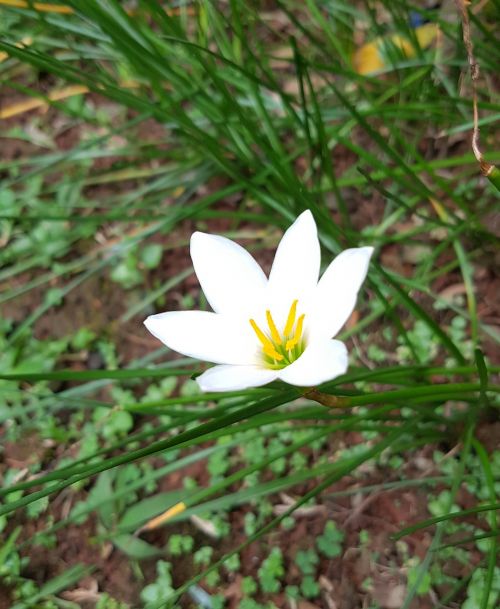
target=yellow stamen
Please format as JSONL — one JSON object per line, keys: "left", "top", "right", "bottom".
{"left": 285, "top": 313, "right": 305, "bottom": 351}
{"left": 283, "top": 299, "right": 298, "bottom": 336}
{"left": 249, "top": 318, "right": 280, "bottom": 356}
{"left": 266, "top": 310, "right": 281, "bottom": 344}
{"left": 251, "top": 300, "right": 306, "bottom": 367}
{"left": 263, "top": 344, "right": 284, "bottom": 361}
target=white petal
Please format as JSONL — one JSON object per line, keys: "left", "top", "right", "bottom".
{"left": 277, "top": 339, "right": 348, "bottom": 386}
{"left": 196, "top": 365, "right": 278, "bottom": 392}
{"left": 190, "top": 232, "right": 267, "bottom": 315}
{"left": 144, "top": 311, "right": 257, "bottom": 365}
{"left": 309, "top": 246, "right": 373, "bottom": 340}
{"left": 267, "top": 210, "right": 320, "bottom": 324}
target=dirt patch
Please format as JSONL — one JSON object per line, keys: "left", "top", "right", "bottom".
{"left": 0, "top": 583, "right": 13, "bottom": 609}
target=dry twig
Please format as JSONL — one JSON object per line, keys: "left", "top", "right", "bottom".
{"left": 456, "top": 0, "right": 499, "bottom": 189}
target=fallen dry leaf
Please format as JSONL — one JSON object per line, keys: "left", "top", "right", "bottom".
{"left": 372, "top": 582, "right": 406, "bottom": 609}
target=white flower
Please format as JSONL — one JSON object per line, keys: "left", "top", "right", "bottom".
{"left": 144, "top": 210, "right": 373, "bottom": 392}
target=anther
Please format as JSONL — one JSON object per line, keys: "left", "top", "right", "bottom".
{"left": 249, "top": 319, "right": 276, "bottom": 353}
{"left": 283, "top": 299, "right": 298, "bottom": 336}
{"left": 285, "top": 313, "right": 305, "bottom": 351}
{"left": 266, "top": 310, "right": 281, "bottom": 344}
{"left": 263, "top": 344, "right": 284, "bottom": 361}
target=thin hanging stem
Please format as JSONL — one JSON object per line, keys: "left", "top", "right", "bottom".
{"left": 456, "top": 0, "right": 500, "bottom": 190}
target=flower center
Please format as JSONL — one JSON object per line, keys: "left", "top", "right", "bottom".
{"left": 249, "top": 300, "right": 306, "bottom": 370}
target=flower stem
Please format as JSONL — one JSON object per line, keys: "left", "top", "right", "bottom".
{"left": 303, "top": 388, "right": 352, "bottom": 408}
